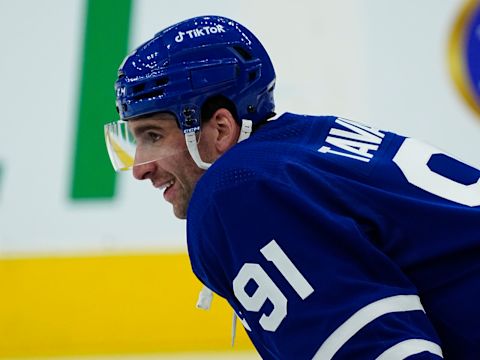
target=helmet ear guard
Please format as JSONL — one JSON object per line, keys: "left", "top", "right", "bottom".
{"left": 109, "top": 15, "right": 276, "bottom": 170}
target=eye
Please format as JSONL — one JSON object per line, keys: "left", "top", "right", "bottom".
{"left": 147, "top": 131, "right": 162, "bottom": 143}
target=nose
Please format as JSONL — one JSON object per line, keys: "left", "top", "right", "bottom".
{"left": 132, "top": 160, "right": 156, "bottom": 180}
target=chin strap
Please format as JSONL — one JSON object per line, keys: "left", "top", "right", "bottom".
{"left": 238, "top": 119, "right": 253, "bottom": 143}
{"left": 185, "top": 132, "right": 211, "bottom": 170}
{"left": 185, "top": 119, "right": 253, "bottom": 170}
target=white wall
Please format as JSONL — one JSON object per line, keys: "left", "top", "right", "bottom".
{"left": 0, "top": 0, "right": 478, "bottom": 256}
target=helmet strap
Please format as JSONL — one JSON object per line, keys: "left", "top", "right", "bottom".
{"left": 238, "top": 119, "right": 253, "bottom": 143}
{"left": 185, "top": 119, "right": 253, "bottom": 170}
{"left": 185, "top": 132, "right": 211, "bottom": 170}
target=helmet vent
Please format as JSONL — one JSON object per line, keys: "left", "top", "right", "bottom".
{"left": 132, "top": 83, "right": 146, "bottom": 93}
{"left": 155, "top": 77, "right": 169, "bottom": 86}
{"left": 232, "top": 46, "right": 252, "bottom": 61}
{"left": 132, "top": 88, "right": 165, "bottom": 101}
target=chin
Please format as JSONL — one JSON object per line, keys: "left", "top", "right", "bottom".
{"left": 172, "top": 206, "right": 187, "bottom": 220}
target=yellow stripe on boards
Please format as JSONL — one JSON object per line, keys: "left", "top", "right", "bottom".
{"left": 0, "top": 253, "right": 253, "bottom": 358}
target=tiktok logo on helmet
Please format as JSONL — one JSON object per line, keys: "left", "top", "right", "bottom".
{"left": 175, "top": 24, "right": 226, "bottom": 43}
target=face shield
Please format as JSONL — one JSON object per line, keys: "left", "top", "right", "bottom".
{"left": 104, "top": 119, "right": 193, "bottom": 172}
{"left": 104, "top": 120, "right": 135, "bottom": 171}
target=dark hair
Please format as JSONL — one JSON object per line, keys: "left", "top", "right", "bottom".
{"left": 201, "top": 95, "right": 275, "bottom": 131}
{"left": 201, "top": 95, "right": 239, "bottom": 123}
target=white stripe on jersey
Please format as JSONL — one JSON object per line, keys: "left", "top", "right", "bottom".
{"left": 375, "top": 338, "right": 443, "bottom": 359}
{"left": 312, "top": 294, "right": 436, "bottom": 360}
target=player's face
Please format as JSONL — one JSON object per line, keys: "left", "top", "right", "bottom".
{"left": 129, "top": 113, "right": 205, "bottom": 219}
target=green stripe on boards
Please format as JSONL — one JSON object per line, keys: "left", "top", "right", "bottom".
{"left": 71, "top": 0, "right": 132, "bottom": 199}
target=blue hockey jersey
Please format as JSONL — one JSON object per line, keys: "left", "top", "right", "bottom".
{"left": 187, "top": 113, "right": 480, "bottom": 359}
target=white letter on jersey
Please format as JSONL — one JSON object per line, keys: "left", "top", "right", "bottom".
{"left": 319, "top": 118, "right": 384, "bottom": 162}
{"left": 322, "top": 137, "right": 379, "bottom": 160}
{"left": 393, "top": 138, "right": 480, "bottom": 207}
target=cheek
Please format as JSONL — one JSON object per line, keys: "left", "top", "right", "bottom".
{"left": 180, "top": 154, "right": 205, "bottom": 185}
{"left": 197, "top": 137, "right": 218, "bottom": 163}
{"left": 169, "top": 150, "right": 199, "bottom": 177}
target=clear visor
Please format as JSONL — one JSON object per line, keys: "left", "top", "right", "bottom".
{"left": 104, "top": 120, "right": 190, "bottom": 172}
{"left": 104, "top": 120, "right": 136, "bottom": 171}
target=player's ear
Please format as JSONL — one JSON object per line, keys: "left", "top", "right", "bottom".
{"left": 209, "top": 108, "right": 240, "bottom": 154}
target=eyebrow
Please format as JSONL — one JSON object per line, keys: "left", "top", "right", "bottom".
{"left": 130, "top": 123, "right": 165, "bottom": 138}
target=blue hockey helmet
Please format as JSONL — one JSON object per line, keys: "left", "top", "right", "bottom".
{"left": 115, "top": 15, "right": 276, "bottom": 132}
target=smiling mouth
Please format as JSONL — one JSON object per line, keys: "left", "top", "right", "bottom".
{"left": 161, "top": 180, "right": 174, "bottom": 190}
{"left": 156, "top": 180, "right": 176, "bottom": 203}
{"left": 156, "top": 180, "right": 174, "bottom": 191}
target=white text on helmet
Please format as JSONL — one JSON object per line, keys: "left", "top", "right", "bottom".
{"left": 175, "top": 25, "right": 226, "bottom": 43}
{"left": 116, "top": 86, "right": 126, "bottom": 97}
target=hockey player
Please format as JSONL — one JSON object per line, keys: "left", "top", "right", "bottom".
{"left": 105, "top": 16, "right": 480, "bottom": 359}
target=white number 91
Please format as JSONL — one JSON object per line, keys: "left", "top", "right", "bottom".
{"left": 393, "top": 138, "right": 480, "bottom": 207}
{"left": 233, "top": 240, "right": 314, "bottom": 332}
